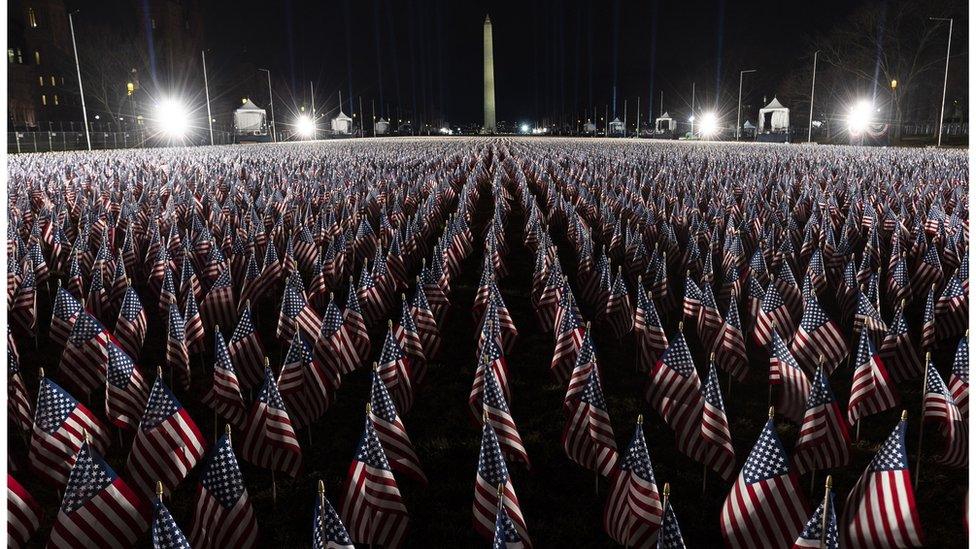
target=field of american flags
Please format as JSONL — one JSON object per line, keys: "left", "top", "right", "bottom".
{"left": 6, "top": 138, "right": 968, "bottom": 547}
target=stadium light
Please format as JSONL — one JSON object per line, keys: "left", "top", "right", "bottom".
{"left": 154, "top": 98, "right": 190, "bottom": 139}
{"left": 294, "top": 114, "right": 315, "bottom": 138}
{"left": 520, "top": 123, "right": 530, "bottom": 134}
{"left": 699, "top": 111, "right": 720, "bottom": 138}
{"left": 846, "top": 100, "right": 874, "bottom": 135}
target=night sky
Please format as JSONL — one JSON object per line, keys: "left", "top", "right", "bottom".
{"left": 75, "top": 0, "right": 908, "bottom": 125}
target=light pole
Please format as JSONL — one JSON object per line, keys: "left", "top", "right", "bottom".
{"left": 737, "top": 69, "right": 756, "bottom": 140}
{"left": 808, "top": 50, "right": 819, "bottom": 143}
{"left": 930, "top": 17, "right": 953, "bottom": 147}
{"left": 258, "top": 68, "right": 276, "bottom": 142}
{"left": 310, "top": 81, "right": 316, "bottom": 139}
{"left": 68, "top": 11, "right": 91, "bottom": 150}
{"left": 202, "top": 50, "right": 214, "bottom": 145}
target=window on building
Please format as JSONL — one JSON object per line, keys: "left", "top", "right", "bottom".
{"left": 17, "top": 49, "right": 23, "bottom": 63}
{"left": 50, "top": 75, "right": 56, "bottom": 86}
{"left": 41, "top": 94, "right": 47, "bottom": 106}
{"left": 151, "top": 18, "right": 157, "bottom": 29}
{"left": 7, "top": 49, "right": 14, "bottom": 63}
{"left": 34, "top": 50, "right": 40, "bottom": 64}
{"left": 28, "top": 8, "right": 38, "bottom": 28}
{"left": 38, "top": 76, "right": 44, "bottom": 86}
{"left": 54, "top": 94, "right": 59, "bottom": 105}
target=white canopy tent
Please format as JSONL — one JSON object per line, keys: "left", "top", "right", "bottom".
{"left": 758, "top": 98, "right": 789, "bottom": 133}
{"left": 609, "top": 117, "right": 625, "bottom": 135}
{"left": 374, "top": 118, "right": 390, "bottom": 135}
{"left": 583, "top": 120, "right": 597, "bottom": 134}
{"left": 332, "top": 111, "right": 353, "bottom": 134}
{"left": 234, "top": 99, "right": 267, "bottom": 135}
{"left": 655, "top": 112, "right": 676, "bottom": 132}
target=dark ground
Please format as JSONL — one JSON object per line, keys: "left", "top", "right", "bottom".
{"left": 11, "top": 150, "right": 968, "bottom": 548}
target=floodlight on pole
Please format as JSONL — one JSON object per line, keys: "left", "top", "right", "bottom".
{"left": 699, "top": 111, "right": 719, "bottom": 138}
{"left": 68, "top": 11, "right": 91, "bottom": 150}
{"left": 846, "top": 100, "right": 874, "bottom": 136}
{"left": 929, "top": 17, "right": 953, "bottom": 147}
{"left": 154, "top": 98, "right": 190, "bottom": 139}
{"left": 294, "top": 114, "right": 315, "bottom": 139}
{"left": 258, "top": 68, "right": 276, "bottom": 142}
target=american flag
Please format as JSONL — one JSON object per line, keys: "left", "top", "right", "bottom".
{"left": 228, "top": 302, "right": 266, "bottom": 389}
{"left": 657, "top": 487, "right": 687, "bottom": 549}
{"left": 184, "top": 290, "right": 206, "bottom": 354}
{"left": 551, "top": 289, "right": 586, "bottom": 383}
{"left": 158, "top": 267, "right": 177, "bottom": 316}
{"left": 59, "top": 310, "right": 111, "bottom": 397}
{"left": 793, "top": 364, "right": 850, "bottom": 474}
{"left": 720, "top": 416, "right": 808, "bottom": 548}
{"left": 152, "top": 490, "right": 192, "bottom": 548}
{"left": 699, "top": 359, "right": 737, "bottom": 481}
{"left": 86, "top": 264, "right": 109, "bottom": 325}
{"left": 278, "top": 332, "right": 330, "bottom": 429}
{"left": 848, "top": 329, "right": 900, "bottom": 424}
{"left": 8, "top": 475, "right": 42, "bottom": 549}
{"left": 342, "top": 276, "right": 372, "bottom": 365}
{"left": 791, "top": 293, "right": 847, "bottom": 373}
{"left": 115, "top": 285, "right": 147, "bottom": 361}
{"left": 8, "top": 353, "right": 32, "bottom": 434}
{"left": 483, "top": 364, "right": 530, "bottom": 468}
{"left": 202, "top": 330, "right": 247, "bottom": 429}
{"left": 793, "top": 488, "right": 838, "bottom": 548}
{"left": 697, "top": 281, "right": 723, "bottom": 349}
{"left": 488, "top": 283, "right": 518, "bottom": 353}
{"left": 105, "top": 342, "right": 150, "bottom": 431}
{"left": 394, "top": 297, "right": 427, "bottom": 383}
{"left": 915, "top": 240, "right": 944, "bottom": 292}
{"left": 202, "top": 267, "right": 236, "bottom": 330}
{"left": 370, "top": 370, "right": 428, "bottom": 485}
{"left": 47, "top": 441, "right": 149, "bottom": 548}
{"left": 948, "top": 334, "right": 968, "bottom": 419}
{"left": 772, "top": 263, "right": 803, "bottom": 318}
{"left": 126, "top": 374, "right": 207, "bottom": 498}
{"left": 312, "top": 481, "right": 355, "bottom": 549}
{"left": 278, "top": 274, "right": 322, "bottom": 343}
{"left": 714, "top": 293, "right": 748, "bottom": 382}
{"left": 188, "top": 430, "right": 259, "bottom": 549}
{"left": 240, "top": 367, "right": 303, "bottom": 477}
{"left": 50, "top": 285, "right": 82, "bottom": 348}
{"left": 682, "top": 273, "right": 703, "bottom": 323}
{"left": 645, "top": 327, "right": 702, "bottom": 427}
{"left": 605, "top": 268, "right": 634, "bottom": 339}
{"left": 854, "top": 290, "right": 887, "bottom": 345}
{"left": 754, "top": 283, "right": 795, "bottom": 348}
{"left": 474, "top": 419, "right": 531, "bottom": 546}
{"left": 563, "top": 367, "right": 618, "bottom": 477}
{"left": 469, "top": 317, "right": 511, "bottom": 420}
{"left": 166, "top": 298, "right": 191, "bottom": 389}
{"left": 634, "top": 282, "right": 667, "bottom": 373}
{"left": 769, "top": 329, "right": 810, "bottom": 423}
{"left": 378, "top": 323, "right": 415, "bottom": 414}
{"left": 492, "top": 491, "right": 527, "bottom": 549}
{"left": 923, "top": 361, "right": 967, "bottom": 468}
{"left": 842, "top": 417, "right": 924, "bottom": 547}
{"left": 745, "top": 276, "right": 765, "bottom": 332}
{"left": 314, "top": 296, "right": 359, "bottom": 378}
{"left": 411, "top": 280, "right": 442, "bottom": 361}
{"left": 879, "top": 302, "right": 922, "bottom": 383}
{"left": 602, "top": 416, "right": 663, "bottom": 547}
{"left": 340, "top": 412, "right": 409, "bottom": 549}
{"left": 565, "top": 324, "right": 596, "bottom": 410}
{"left": 936, "top": 274, "right": 967, "bottom": 339}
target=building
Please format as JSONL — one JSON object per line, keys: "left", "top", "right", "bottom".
{"left": 8, "top": 0, "right": 76, "bottom": 129}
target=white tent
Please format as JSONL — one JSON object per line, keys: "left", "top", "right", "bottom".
{"left": 758, "top": 97, "right": 789, "bottom": 133}
{"left": 331, "top": 111, "right": 353, "bottom": 134}
{"left": 609, "top": 117, "right": 625, "bottom": 135}
{"left": 583, "top": 120, "right": 597, "bottom": 134}
{"left": 374, "top": 118, "right": 390, "bottom": 135}
{"left": 655, "top": 112, "right": 676, "bottom": 132}
{"left": 234, "top": 99, "right": 267, "bottom": 135}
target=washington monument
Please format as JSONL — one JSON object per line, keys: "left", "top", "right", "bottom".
{"left": 483, "top": 15, "right": 496, "bottom": 134}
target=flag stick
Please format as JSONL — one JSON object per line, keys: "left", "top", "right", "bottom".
{"left": 727, "top": 371, "right": 733, "bottom": 401}
{"left": 702, "top": 464, "right": 708, "bottom": 495}
{"left": 810, "top": 471, "right": 816, "bottom": 493}
{"left": 820, "top": 475, "right": 832, "bottom": 548}
{"left": 595, "top": 471, "right": 599, "bottom": 495}
{"left": 272, "top": 470, "right": 278, "bottom": 506}
{"left": 914, "top": 355, "right": 930, "bottom": 489}
{"left": 855, "top": 419, "right": 861, "bottom": 442}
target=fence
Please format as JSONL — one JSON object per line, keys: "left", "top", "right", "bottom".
{"left": 7, "top": 129, "right": 237, "bottom": 154}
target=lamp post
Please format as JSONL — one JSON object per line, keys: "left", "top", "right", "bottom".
{"left": 929, "top": 17, "right": 953, "bottom": 147}
{"left": 890, "top": 78, "right": 898, "bottom": 144}
{"left": 737, "top": 69, "right": 756, "bottom": 140}
{"left": 202, "top": 50, "right": 214, "bottom": 145}
{"left": 808, "top": 50, "right": 819, "bottom": 143}
{"left": 258, "top": 68, "right": 276, "bottom": 142}
{"left": 67, "top": 11, "right": 91, "bottom": 150}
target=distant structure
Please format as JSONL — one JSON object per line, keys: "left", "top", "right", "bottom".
{"left": 374, "top": 117, "right": 390, "bottom": 135}
{"left": 482, "top": 15, "right": 496, "bottom": 134}
{"left": 233, "top": 98, "right": 269, "bottom": 142}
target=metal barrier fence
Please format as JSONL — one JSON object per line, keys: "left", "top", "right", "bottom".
{"left": 6, "top": 130, "right": 236, "bottom": 154}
